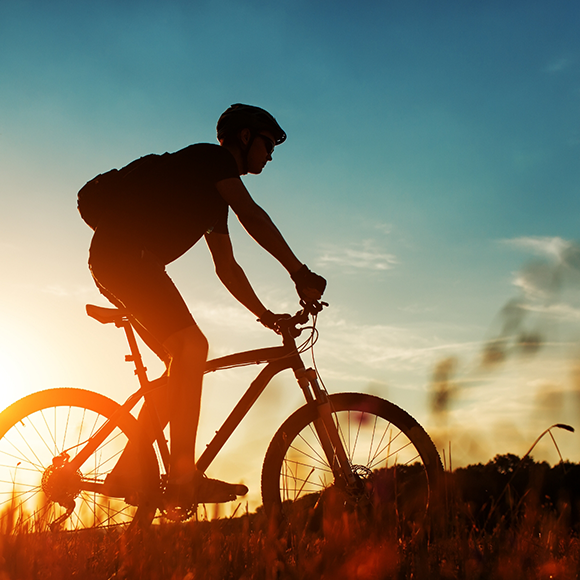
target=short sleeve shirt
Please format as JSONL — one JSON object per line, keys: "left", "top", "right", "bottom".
{"left": 98, "top": 143, "right": 239, "bottom": 265}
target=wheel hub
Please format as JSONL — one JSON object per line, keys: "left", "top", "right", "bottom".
{"left": 352, "top": 465, "right": 372, "bottom": 480}
{"left": 41, "top": 453, "right": 82, "bottom": 505}
{"left": 343, "top": 465, "right": 374, "bottom": 506}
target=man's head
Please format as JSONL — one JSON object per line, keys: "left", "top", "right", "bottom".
{"left": 217, "top": 104, "right": 286, "bottom": 175}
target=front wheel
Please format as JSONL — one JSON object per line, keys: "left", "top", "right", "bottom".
{"left": 0, "top": 388, "right": 159, "bottom": 533}
{"left": 261, "top": 393, "right": 443, "bottom": 534}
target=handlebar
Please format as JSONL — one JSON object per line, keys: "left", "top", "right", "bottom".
{"left": 277, "top": 300, "right": 327, "bottom": 339}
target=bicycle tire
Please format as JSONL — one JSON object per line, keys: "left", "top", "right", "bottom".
{"left": 0, "top": 388, "right": 159, "bottom": 533}
{"left": 261, "top": 392, "right": 443, "bottom": 534}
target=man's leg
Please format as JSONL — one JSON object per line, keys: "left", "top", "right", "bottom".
{"left": 161, "top": 324, "right": 248, "bottom": 505}
{"left": 90, "top": 244, "right": 247, "bottom": 502}
{"left": 162, "top": 324, "right": 208, "bottom": 484}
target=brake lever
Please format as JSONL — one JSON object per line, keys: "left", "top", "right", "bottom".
{"left": 279, "top": 301, "right": 328, "bottom": 341}
{"left": 299, "top": 300, "right": 328, "bottom": 315}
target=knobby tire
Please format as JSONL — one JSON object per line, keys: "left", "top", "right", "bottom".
{"left": 261, "top": 392, "right": 443, "bottom": 535}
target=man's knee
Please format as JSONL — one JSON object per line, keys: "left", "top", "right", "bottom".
{"left": 163, "top": 325, "right": 209, "bottom": 361}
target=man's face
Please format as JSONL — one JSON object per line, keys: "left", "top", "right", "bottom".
{"left": 246, "top": 131, "right": 276, "bottom": 175}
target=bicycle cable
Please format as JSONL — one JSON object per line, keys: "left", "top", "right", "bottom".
{"left": 306, "top": 312, "right": 330, "bottom": 396}
{"left": 205, "top": 320, "right": 320, "bottom": 372}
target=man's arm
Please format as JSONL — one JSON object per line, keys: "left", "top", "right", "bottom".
{"left": 205, "top": 231, "right": 268, "bottom": 318}
{"left": 216, "top": 177, "right": 303, "bottom": 275}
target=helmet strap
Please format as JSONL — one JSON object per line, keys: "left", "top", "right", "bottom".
{"left": 239, "top": 132, "right": 256, "bottom": 175}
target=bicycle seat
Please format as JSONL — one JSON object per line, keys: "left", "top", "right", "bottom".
{"left": 86, "top": 304, "right": 128, "bottom": 325}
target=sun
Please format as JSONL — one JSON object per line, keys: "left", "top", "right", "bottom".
{"left": 0, "top": 329, "right": 48, "bottom": 413}
{"left": 0, "top": 348, "right": 29, "bottom": 413}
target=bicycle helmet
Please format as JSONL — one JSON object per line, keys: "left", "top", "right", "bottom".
{"left": 217, "top": 104, "right": 287, "bottom": 145}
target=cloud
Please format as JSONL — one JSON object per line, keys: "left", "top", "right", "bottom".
{"left": 501, "top": 236, "right": 572, "bottom": 260}
{"left": 316, "top": 315, "right": 479, "bottom": 374}
{"left": 500, "top": 236, "right": 580, "bottom": 302}
{"left": 511, "top": 262, "right": 560, "bottom": 300}
{"left": 373, "top": 222, "right": 393, "bottom": 235}
{"left": 522, "top": 302, "right": 580, "bottom": 320}
{"left": 316, "top": 239, "right": 398, "bottom": 271}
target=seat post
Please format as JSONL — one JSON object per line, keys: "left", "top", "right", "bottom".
{"left": 119, "top": 319, "right": 149, "bottom": 387}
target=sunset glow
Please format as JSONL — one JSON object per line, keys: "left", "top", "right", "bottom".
{"left": 1, "top": 1, "right": 579, "bottom": 514}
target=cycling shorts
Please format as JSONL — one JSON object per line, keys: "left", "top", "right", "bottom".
{"left": 88, "top": 233, "right": 196, "bottom": 348}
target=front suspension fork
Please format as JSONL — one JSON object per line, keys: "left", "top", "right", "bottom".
{"left": 295, "top": 368, "right": 357, "bottom": 488}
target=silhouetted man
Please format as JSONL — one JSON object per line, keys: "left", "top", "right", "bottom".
{"left": 80, "top": 104, "right": 326, "bottom": 507}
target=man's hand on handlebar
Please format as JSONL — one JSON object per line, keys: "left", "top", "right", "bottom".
{"left": 259, "top": 262, "right": 326, "bottom": 336}
{"left": 260, "top": 301, "right": 327, "bottom": 339}
{"left": 291, "top": 264, "right": 326, "bottom": 302}
{"left": 258, "top": 310, "right": 291, "bottom": 334}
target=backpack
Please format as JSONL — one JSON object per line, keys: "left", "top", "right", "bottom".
{"left": 77, "top": 154, "right": 159, "bottom": 230}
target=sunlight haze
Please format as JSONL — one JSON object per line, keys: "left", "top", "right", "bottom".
{"left": 1, "top": 0, "right": 579, "bottom": 512}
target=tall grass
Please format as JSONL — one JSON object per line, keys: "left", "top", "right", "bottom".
{"left": 1, "top": 457, "right": 580, "bottom": 579}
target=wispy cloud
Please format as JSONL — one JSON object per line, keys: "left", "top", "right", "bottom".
{"left": 512, "top": 263, "right": 560, "bottom": 300}
{"left": 316, "top": 315, "right": 479, "bottom": 374}
{"left": 189, "top": 299, "right": 478, "bottom": 393}
{"left": 522, "top": 302, "right": 580, "bottom": 320}
{"left": 500, "top": 236, "right": 572, "bottom": 260}
{"left": 372, "top": 222, "right": 393, "bottom": 235}
{"left": 316, "top": 239, "right": 398, "bottom": 271}
{"left": 500, "top": 236, "right": 580, "bottom": 300}
{"left": 476, "top": 237, "right": 580, "bottom": 373}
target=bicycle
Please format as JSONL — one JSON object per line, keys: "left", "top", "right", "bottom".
{"left": 0, "top": 300, "right": 443, "bottom": 534}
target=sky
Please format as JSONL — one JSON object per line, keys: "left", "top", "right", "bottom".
{"left": 1, "top": 0, "right": 579, "bottom": 511}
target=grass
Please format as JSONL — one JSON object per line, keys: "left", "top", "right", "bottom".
{"left": 2, "top": 456, "right": 580, "bottom": 579}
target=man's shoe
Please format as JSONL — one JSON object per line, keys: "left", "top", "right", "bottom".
{"left": 164, "top": 472, "right": 248, "bottom": 508}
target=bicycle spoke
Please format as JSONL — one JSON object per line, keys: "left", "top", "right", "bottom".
{"left": 367, "top": 420, "right": 392, "bottom": 467}
{"left": 11, "top": 423, "right": 48, "bottom": 472}
{"left": 350, "top": 410, "right": 364, "bottom": 460}
{"left": 0, "top": 486, "right": 42, "bottom": 512}
{"left": 0, "top": 390, "right": 159, "bottom": 533}
{"left": 0, "top": 450, "right": 44, "bottom": 473}
{"left": 40, "top": 408, "right": 59, "bottom": 455}
{"left": 373, "top": 429, "right": 404, "bottom": 463}
{"left": 29, "top": 414, "right": 59, "bottom": 461}
{"left": 82, "top": 431, "right": 125, "bottom": 478}
{"left": 370, "top": 438, "right": 419, "bottom": 471}
{"left": 288, "top": 439, "right": 331, "bottom": 470}
{"left": 264, "top": 392, "right": 442, "bottom": 531}
{"left": 61, "top": 406, "right": 73, "bottom": 455}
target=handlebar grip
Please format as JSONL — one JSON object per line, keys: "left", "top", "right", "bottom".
{"left": 277, "top": 300, "right": 327, "bottom": 340}
{"left": 301, "top": 300, "right": 327, "bottom": 315}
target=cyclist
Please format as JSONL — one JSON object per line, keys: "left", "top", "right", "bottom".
{"left": 83, "top": 104, "right": 326, "bottom": 506}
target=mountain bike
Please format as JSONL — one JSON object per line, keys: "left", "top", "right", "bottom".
{"left": 0, "top": 300, "right": 443, "bottom": 534}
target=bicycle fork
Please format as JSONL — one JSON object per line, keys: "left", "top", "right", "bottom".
{"left": 294, "top": 368, "right": 357, "bottom": 489}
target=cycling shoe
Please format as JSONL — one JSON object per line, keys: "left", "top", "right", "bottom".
{"left": 164, "top": 472, "right": 248, "bottom": 508}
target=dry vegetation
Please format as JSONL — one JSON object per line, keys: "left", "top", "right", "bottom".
{"left": 1, "top": 455, "right": 580, "bottom": 580}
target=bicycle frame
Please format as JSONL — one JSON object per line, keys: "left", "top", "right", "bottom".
{"left": 74, "top": 303, "right": 355, "bottom": 497}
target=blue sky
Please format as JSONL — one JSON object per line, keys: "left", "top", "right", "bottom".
{"left": 1, "top": 0, "right": 579, "bottom": 509}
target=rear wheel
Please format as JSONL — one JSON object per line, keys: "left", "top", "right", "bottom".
{"left": 0, "top": 388, "right": 159, "bottom": 533}
{"left": 261, "top": 393, "right": 443, "bottom": 535}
